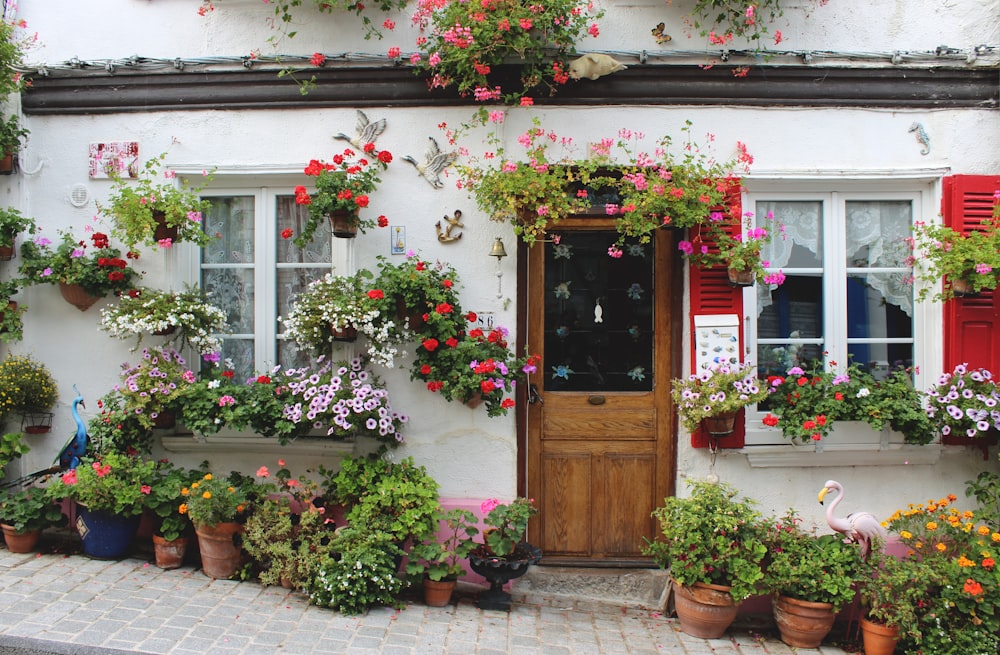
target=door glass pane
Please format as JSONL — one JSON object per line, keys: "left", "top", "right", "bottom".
{"left": 544, "top": 233, "right": 654, "bottom": 392}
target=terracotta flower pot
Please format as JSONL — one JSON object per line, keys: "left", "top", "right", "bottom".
{"left": 702, "top": 411, "right": 737, "bottom": 436}
{"left": 423, "top": 578, "right": 457, "bottom": 607}
{"left": 194, "top": 521, "right": 244, "bottom": 579}
{"left": 1, "top": 524, "right": 40, "bottom": 553}
{"left": 671, "top": 580, "right": 739, "bottom": 639}
{"left": 152, "top": 534, "right": 188, "bottom": 570}
{"left": 59, "top": 282, "right": 103, "bottom": 311}
{"left": 772, "top": 595, "right": 836, "bottom": 648}
{"left": 950, "top": 276, "right": 978, "bottom": 297}
{"left": 860, "top": 616, "right": 900, "bottom": 655}
{"left": 727, "top": 267, "right": 755, "bottom": 287}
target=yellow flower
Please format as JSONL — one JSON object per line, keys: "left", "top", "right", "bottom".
{"left": 900, "top": 530, "right": 913, "bottom": 539}
{"left": 178, "top": 503, "right": 188, "bottom": 514}
{"left": 926, "top": 521, "right": 938, "bottom": 531}
{"left": 204, "top": 473, "right": 213, "bottom": 481}
{"left": 202, "top": 491, "right": 212, "bottom": 499}
{"left": 936, "top": 542, "right": 947, "bottom": 552}
{"left": 993, "top": 533, "right": 1000, "bottom": 543}
{"left": 227, "top": 486, "right": 235, "bottom": 493}
{"left": 915, "top": 541, "right": 924, "bottom": 549}
{"left": 191, "top": 481, "right": 200, "bottom": 489}
{"left": 978, "top": 525, "right": 991, "bottom": 536}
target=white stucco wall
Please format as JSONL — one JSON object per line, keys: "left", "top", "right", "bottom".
{"left": 3, "top": 0, "right": 999, "bottom": 532}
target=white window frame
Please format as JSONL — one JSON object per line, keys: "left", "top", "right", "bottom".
{"left": 737, "top": 177, "right": 943, "bottom": 466}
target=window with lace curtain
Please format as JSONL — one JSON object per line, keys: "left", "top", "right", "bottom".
{"left": 749, "top": 192, "right": 917, "bottom": 381}
{"left": 200, "top": 190, "right": 333, "bottom": 381}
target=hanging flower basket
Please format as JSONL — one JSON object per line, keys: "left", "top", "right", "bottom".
{"left": 727, "top": 267, "right": 755, "bottom": 287}
{"left": 950, "top": 276, "right": 979, "bottom": 297}
{"left": 21, "top": 411, "right": 53, "bottom": 434}
{"left": 702, "top": 411, "right": 738, "bottom": 436}
{"left": 59, "top": 282, "right": 103, "bottom": 312}
{"left": 328, "top": 210, "right": 359, "bottom": 239}
{"left": 331, "top": 324, "right": 358, "bottom": 342}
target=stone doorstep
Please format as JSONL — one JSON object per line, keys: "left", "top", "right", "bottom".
{"left": 507, "top": 566, "right": 672, "bottom": 614}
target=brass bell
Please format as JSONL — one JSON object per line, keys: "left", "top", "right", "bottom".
{"left": 489, "top": 237, "right": 508, "bottom": 260}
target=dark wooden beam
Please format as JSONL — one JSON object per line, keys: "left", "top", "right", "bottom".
{"left": 21, "top": 64, "right": 998, "bottom": 114}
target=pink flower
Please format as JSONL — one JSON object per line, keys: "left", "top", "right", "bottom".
{"left": 608, "top": 245, "right": 623, "bottom": 258}
{"left": 520, "top": 97, "right": 534, "bottom": 107}
{"left": 481, "top": 498, "right": 500, "bottom": 514}
{"left": 218, "top": 395, "right": 235, "bottom": 406}
{"left": 588, "top": 23, "right": 599, "bottom": 37}
{"left": 141, "top": 485, "right": 152, "bottom": 495}
{"left": 387, "top": 46, "right": 401, "bottom": 59}
{"left": 428, "top": 52, "right": 441, "bottom": 67}
{"left": 382, "top": 18, "right": 395, "bottom": 30}
{"left": 277, "top": 459, "right": 286, "bottom": 467}
{"left": 158, "top": 238, "right": 173, "bottom": 249}
{"left": 256, "top": 466, "right": 270, "bottom": 478}
{"left": 976, "top": 263, "right": 993, "bottom": 274}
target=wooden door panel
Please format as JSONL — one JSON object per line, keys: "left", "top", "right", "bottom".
{"left": 541, "top": 405, "right": 656, "bottom": 440}
{"left": 540, "top": 452, "right": 592, "bottom": 556}
{"left": 601, "top": 454, "right": 657, "bottom": 556}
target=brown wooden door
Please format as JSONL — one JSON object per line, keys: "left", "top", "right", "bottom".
{"left": 526, "top": 220, "right": 678, "bottom": 565}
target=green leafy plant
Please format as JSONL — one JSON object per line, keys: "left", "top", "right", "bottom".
{"left": 144, "top": 461, "right": 203, "bottom": 542}
{"left": 762, "top": 361, "right": 935, "bottom": 445}
{"left": 100, "top": 285, "right": 227, "bottom": 356}
{"left": 687, "top": 0, "right": 800, "bottom": 56}
{"left": 671, "top": 361, "right": 769, "bottom": 433}
{"left": 763, "top": 511, "right": 863, "bottom": 609}
{"left": 411, "top": 0, "right": 604, "bottom": 105}
{"left": 0, "top": 353, "right": 58, "bottom": 417}
{"left": 644, "top": 479, "right": 768, "bottom": 601}
{"left": 881, "top": 494, "right": 1000, "bottom": 654}
{"left": 371, "top": 253, "right": 465, "bottom": 340}
{"left": 86, "top": 390, "right": 155, "bottom": 456}
{"left": 908, "top": 200, "right": 1000, "bottom": 301}
{"left": 412, "top": 320, "right": 540, "bottom": 417}
{"left": 181, "top": 471, "right": 250, "bottom": 528}
{"left": 0, "top": 487, "right": 66, "bottom": 534}
{"left": 924, "top": 363, "right": 1000, "bottom": 440}
{"left": 680, "top": 209, "right": 786, "bottom": 286}
{"left": 114, "top": 346, "right": 195, "bottom": 431}
{"left": 0, "top": 207, "right": 33, "bottom": 247}
{"left": 292, "top": 147, "right": 393, "bottom": 247}
{"left": 281, "top": 268, "right": 402, "bottom": 367}
{"left": 0, "top": 19, "right": 30, "bottom": 98}
{"left": 0, "top": 114, "right": 29, "bottom": 156}
{"left": 0, "top": 279, "right": 26, "bottom": 344}
{"left": 967, "top": 468, "right": 1000, "bottom": 532}
{"left": 307, "top": 526, "right": 405, "bottom": 614}
{"left": 406, "top": 508, "right": 480, "bottom": 581}
{"left": 98, "top": 152, "right": 214, "bottom": 249}
{"left": 456, "top": 119, "right": 748, "bottom": 246}
{"left": 0, "top": 432, "right": 29, "bottom": 471}
{"left": 472, "top": 497, "right": 538, "bottom": 559}
{"left": 858, "top": 549, "right": 930, "bottom": 643}
{"left": 19, "top": 229, "right": 141, "bottom": 298}
{"left": 45, "top": 452, "right": 158, "bottom": 516}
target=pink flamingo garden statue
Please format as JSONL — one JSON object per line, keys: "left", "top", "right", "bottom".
{"left": 818, "top": 479, "right": 886, "bottom": 560}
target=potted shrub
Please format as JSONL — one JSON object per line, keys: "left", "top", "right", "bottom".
{"left": 113, "top": 346, "right": 195, "bottom": 431}
{"left": 455, "top": 119, "right": 748, "bottom": 246}
{"left": 99, "top": 285, "right": 227, "bottom": 357}
{"left": 0, "top": 486, "right": 66, "bottom": 553}
{"left": 0, "top": 114, "right": 29, "bottom": 174}
{"left": 670, "top": 360, "right": 768, "bottom": 437}
{"left": 44, "top": 451, "right": 158, "bottom": 559}
{"left": 466, "top": 497, "right": 541, "bottom": 611}
{"left": 98, "top": 152, "right": 214, "bottom": 250}
{"left": 371, "top": 252, "right": 465, "bottom": 338}
{"left": 281, "top": 356, "right": 407, "bottom": 446}
{"left": 763, "top": 511, "right": 864, "bottom": 648}
{"left": 857, "top": 550, "right": 927, "bottom": 655}
{"left": 18, "top": 229, "right": 141, "bottom": 310}
{"left": 908, "top": 202, "right": 1000, "bottom": 301}
{"left": 281, "top": 268, "right": 403, "bottom": 367}
{"left": 306, "top": 526, "right": 407, "bottom": 615}
{"left": 291, "top": 146, "right": 393, "bottom": 246}
{"left": 0, "top": 278, "right": 26, "bottom": 344}
{"left": 144, "top": 461, "right": 203, "bottom": 569}
{"left": 924, "top": 362, "right": 1000, "bottom": 441}
{"left": 762, "top": 361, "right": 935, "bottom": 445}
{"left": 411, "top": 319, "right": 540, "bottom": 417}
{"left": 410, "top": 0, "right": 604, "bottom": 105}
{"left": 0, "top": 207, "right": 34, "bottom": 258}
{"left": 643, "top": 480, "right": 768, "bottom": 638}
{"left": 0, "top": 354, "right": 58, "bottom": 432}
{"left": 405, "top": 507, "right": 480, "bottom": 607}
{"left": 181, "top": 471, "right": 251, "bottom": 579}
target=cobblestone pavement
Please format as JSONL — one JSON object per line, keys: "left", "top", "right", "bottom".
{"left": 0, "top": 550, "right": 856, "bottom": 655}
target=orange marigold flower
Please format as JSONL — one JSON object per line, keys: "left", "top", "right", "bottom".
{"left": 178, "top": 504, "right": 188, "bottom": 514}
{"left": 936, "top": 542, "right": 947, "bottom": 552}
{"left": 982, "top": 557, "right": 995, "bottom": 569}
{"left": 204, "top": 473, "right": 213, "bottom": 481}
{"left": 964, "top": 579, "right": 983, "bottom": 596}
{"left": 978, "top": 525, "right": 991, "bottom": 536}
{"left": 957, "top": 555, "right": 976, "bottom": 567}
{"left": 202, "top": 491, "right": 212, "bottom": 499}
{"left": 926, "top": 521, "right": 938, "bottom": 531}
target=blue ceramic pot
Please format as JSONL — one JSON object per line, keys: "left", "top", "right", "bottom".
{"left": 76, "top": 507, "right": 140, "bottom": 559}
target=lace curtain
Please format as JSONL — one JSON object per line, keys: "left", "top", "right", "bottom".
{"left": 757, "top": 200, "right": 913, "bottom": 317}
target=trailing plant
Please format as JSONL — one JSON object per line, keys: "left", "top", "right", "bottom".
{"left": 644, "top": 479, "right": 768, "bottom": 601}
{"left": 87, "top": 390, "right": 155, "bottom": 456}
{"left": 19, "top": 229, "right": 141, "bottom": 298}
{"left": 0, "top": 486, "right": 66, "bottom": 534}
{"left": 371, "top": 253, "right": 465, "bottom": 341}
{"left": 292, "top": 147, "right": 393, "bottom": 247}
{"left": 680, "top": 210, "right": 786, "bottom": 286}
{"left": 924, "top": 363, "right": 1000, "bottom": 440}
{"left": 671, "top": 361, "right": 768, "bottom": 433}
{"left": 98, "top": 152, "right": 214, "bottom": 249}
{"left": 0, "top": 353, "right": 58, "bottom": 417}
{"left": 45, "top": 452, "right": 158, "bottom": 516}
{"left": 100, "top": 285, "right": 227, "bottom": 356}
{"left": 113, "top": 346, "right": 195, "bottom": 431}
{"left": 762, "top": 361, "right": 935, "bottom": 445}
{"left": 0, "top": 207, "right": 34, "bottom": 246}
{"left": 0, "top": 279, "right": 26, "bottom": 343}
{"left": 411, "top": 0, "right": 604, "bottom": 105}
{"left": 0, "top": 114, "right": 28, "bottom": 155}
{"left": 685, "top": 0, "right": 822, "bottom": 56}
{"left": 455, "top": 118, "right": 748, "bottom": 246}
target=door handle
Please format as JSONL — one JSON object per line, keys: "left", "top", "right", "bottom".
{"left": 528, "top": 383, "right": 543, "bottom": 405}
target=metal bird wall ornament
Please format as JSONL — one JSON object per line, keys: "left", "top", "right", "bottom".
{"left": 334, "top": 109, "right": 388, "bottom": 150}
{"left": 818, "top": 479, "right": 886, "bottom": 560}
{"left": 568, "top": 53, "right": 628, "bottom": 81}
{"left": 402, "top": 137, "right": 458, "bottom": 189}
{"left": 435, "top": 209, "right": 464, "bottom": 242}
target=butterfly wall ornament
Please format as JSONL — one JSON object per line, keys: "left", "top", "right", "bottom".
{"left": 651, "top": 22, "right": 671, "bottom": 44}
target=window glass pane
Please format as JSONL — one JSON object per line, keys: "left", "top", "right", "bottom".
{"left": 277, "top": 196, "right": 331, "bottom": 264}
{"left": 758, "top": 201, "right": 823, "bottom": 269}
{"left": 845, "top": 201, "right": 912, "bottom": 268}
{"left": 220, "top": 338, "right": 255, "bottom": 381}
{"left": 544, "top": 233, "right": 654, "bottom": 392}
{"left": 203, "top": 197, "right": 254, "bottom": 264}
{"left": 848, "top": 343, "right": 914, "bottom": 376}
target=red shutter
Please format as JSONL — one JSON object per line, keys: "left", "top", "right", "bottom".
{"left": 688, "top": 182, "right": 745, "bottom": 448}
{"left": 942, "top": 175, "right": 1000, "bottom": 375}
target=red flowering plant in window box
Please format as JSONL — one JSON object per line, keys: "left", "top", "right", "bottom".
{"left": 292, "top": 145, "right": 393, "bottom": 247}
{"left": 18, "top": 228, "right": 141, "bottom": 298}
{"left": 411, "top": 316, "right": 540, "bottom": 418}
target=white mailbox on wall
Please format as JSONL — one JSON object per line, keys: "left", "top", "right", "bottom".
{"left": 693, "top": 314, "right": 741, "bottom": 372}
